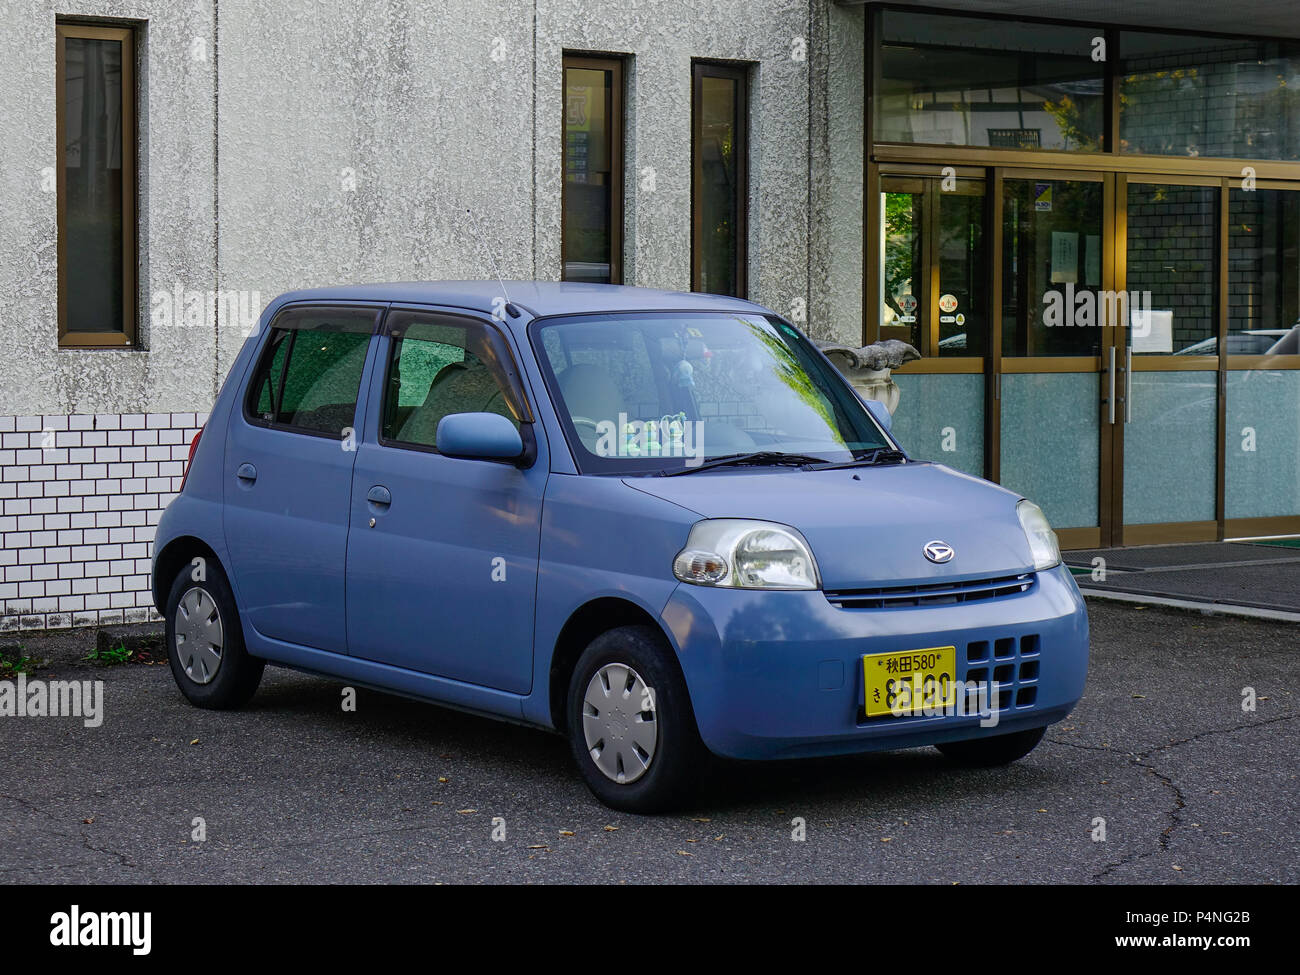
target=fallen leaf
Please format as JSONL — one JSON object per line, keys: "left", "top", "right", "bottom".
{"left": 559, "top": 830, "right": 575, "bottom": 836}
{"left": 82, "top": 817, "right": 94, "bottom": 825}
{"left": 457, "top": 809, "right": 476, "bottom": 814}
{"left": 1173, "top": 865, "right": 1183, "bottom": 871}
{"left": 603, "top": 825, "right": 619, "bottom": 832}
{"left": 881, "top": 837, "right": 893, "bottom": 842}
{"left": 691, "top": 817, "right": 711, "bottom": 823}
{"left": 189, "top": 738, "right": 199, "bottom": 745}
{"left": 676, "top": 850, "right": 693, "bottom": 856}
{"left": 438, "top": 777, "right": 449, "bottom": 783}
{"left": 528, "top": 844, "right": 548, "bottom": 850}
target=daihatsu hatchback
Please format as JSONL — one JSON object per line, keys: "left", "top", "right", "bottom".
{"left": 154, "top": 282, "right": 1088, "bottom": 812}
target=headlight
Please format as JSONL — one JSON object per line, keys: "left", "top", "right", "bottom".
{"left": 1017, "top": 500, "right": 1061, "bottom": 571}
{"left": 673, "top": 519, "right": 820, "bottom": 590}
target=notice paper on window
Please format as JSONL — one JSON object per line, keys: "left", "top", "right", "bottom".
{"left": 1131, "top": 308, "right": 1174, "bottom": 353}
{"left": 1050, "top": 232, "right": 1079, "bottom": 284}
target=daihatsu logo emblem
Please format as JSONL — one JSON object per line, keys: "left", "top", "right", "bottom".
{"left": 923, "top": 540, "right": 954, "bottom": 564}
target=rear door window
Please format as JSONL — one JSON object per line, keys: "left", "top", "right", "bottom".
{"left": 246, "top": 307, "right": 377, "bottom": 437}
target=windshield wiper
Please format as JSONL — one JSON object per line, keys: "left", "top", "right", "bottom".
{"left": 805, "top": 448, "right": 908, "bottom": 471}
{"left": 659, "top": 450, "right": 832, "bottom": 476}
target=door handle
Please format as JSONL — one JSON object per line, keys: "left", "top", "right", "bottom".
{"left": 1124, "top": 347, "right": 1133, "bottom": 423}
{"left": 1106, "top": 346, "right": 1116, "bottom": 425}
{"left": 236, "top": 463, "right": 257, "bottom": 483}
{"left": 366, "top": 485, "right": 392, "bottom": 508}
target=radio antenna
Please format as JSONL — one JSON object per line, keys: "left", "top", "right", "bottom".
{"left": 466, "top": 207, "right": 519, "bottom": 317}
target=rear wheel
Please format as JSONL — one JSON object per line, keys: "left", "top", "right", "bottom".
{"left": 164, "top": 560, "right": 264, "bottom": 709}
{"left": 936, "top": 726, "right": 1045, "bottom": 767}
{"left": 566, "top": 625, "right": 706, "bottom": 813}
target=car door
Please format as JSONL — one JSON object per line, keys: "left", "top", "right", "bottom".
{"left": 344, "top": 307, "right": 546, "bottom": 694}
{"left": 222, "top": 304, "right": 382, "bottom": 652}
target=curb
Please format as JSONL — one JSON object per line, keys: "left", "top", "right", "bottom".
{"left": 1079, "top": 587, "right": 1300, "bottom": 624}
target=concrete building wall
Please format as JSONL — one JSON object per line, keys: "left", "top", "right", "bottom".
{"left": 0, "top": 0, "right": 866, "bottom": 630}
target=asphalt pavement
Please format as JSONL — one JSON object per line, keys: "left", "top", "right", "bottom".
{"left": 1, "top": 600, "right": 1296, "bottom": 884}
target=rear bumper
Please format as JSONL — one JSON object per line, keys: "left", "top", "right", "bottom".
{"left": 660, "top": 564, "right": 1089, "bottom": 760}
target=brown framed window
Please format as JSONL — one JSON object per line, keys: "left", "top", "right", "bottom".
{"left": 56, "top": 22, "right": 137, "bottom": 347}
{"left": 562, "top": 55, "right": 623, "bottom": 284}
{"left": 692, "top": 61, "right": 749, "bottom": 297}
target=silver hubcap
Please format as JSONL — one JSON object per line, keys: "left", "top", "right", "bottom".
{"left": 582, "top": 663, "right": 658, "bottom": 784}
{"left": 175, "top": 586, "right": 224, "bottom": 685}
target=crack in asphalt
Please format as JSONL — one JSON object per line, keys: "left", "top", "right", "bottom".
{"left": 0, "top": 791, "right": 151, "bottom": 881}
{"left": 1086, "top": 713, "right": 1299, "bottom": 881}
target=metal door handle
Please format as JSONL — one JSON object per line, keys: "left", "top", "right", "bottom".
{"left": 1124, "top": 347, "right": 1133, "bottom": 423}
{"left": 366, "top": 485, "right": 392, "bottom": 508}
{"left": 236, "top": 463, "right": 257, "bottom": 483}
{"left": 1107, "top": 347, "right": 1116, "bottom": 425}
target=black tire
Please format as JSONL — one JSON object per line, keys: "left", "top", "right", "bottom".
{"left": 566, "top": 625, "right": 706, "bottom": 813}
{"left": 164, "top": 558, "right": 264, "bottom": 710}
{"left": 936, "top": 726, "right": 1045, "bottom": 767}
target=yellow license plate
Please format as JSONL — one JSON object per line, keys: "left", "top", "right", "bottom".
{"left": 862, "top": 646, "right": 957, "bottom": 718}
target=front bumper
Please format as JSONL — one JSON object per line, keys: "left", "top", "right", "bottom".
{"left": 661, "top": 564, "right": 1089, "bottom": 760}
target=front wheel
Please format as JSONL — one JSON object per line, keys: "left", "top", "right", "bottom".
{"left": 164, "top": 560, "right": 264, "bottom": 710}
{"left": 566, "top": 625, "right": 706, "bottom": 813}
{"left": 936, "top": 726, "right": 1045, "bottom": 767}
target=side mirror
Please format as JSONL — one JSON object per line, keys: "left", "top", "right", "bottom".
{"left": 864, "top": 398, "right": 893, "bottom": 434}
{"left": 436, "top": 412, "right": 525, "bottom": 463}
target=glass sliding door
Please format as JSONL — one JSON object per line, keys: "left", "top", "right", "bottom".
{"left": 1224, "top": 182, "right": 1300, "bottom": 536}
{"left": 1118, "top": 178, "right": 1220, "bottom": 542}
{"left": 997, "top": 172, "right": 1110, "bottom": 547}
{"left": 880, "top": 171, "right": 987, "bottom": 479}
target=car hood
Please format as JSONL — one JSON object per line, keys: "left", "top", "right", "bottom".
{"left": 625, "top": 462, "right": 1037, "bottom": 590}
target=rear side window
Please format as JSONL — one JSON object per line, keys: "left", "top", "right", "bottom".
{"left": 381, "top": 312, "right": 527, "bottom": 450}
{"left": 246, "top": 307, "right": 376, "bottom": 437}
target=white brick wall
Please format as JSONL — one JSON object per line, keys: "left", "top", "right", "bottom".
{"left": 0, "top": 412, "right": 208, "bottom": 632}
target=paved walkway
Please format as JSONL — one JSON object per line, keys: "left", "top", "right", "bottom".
{"left": 1064, "top": 540, "right": 1300, "bottom": 619}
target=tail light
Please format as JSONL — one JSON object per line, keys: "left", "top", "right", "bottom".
{"left": 179, "top": 427, "right": 203, "bottom": 492}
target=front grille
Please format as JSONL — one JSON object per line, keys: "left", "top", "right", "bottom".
{"left": 825, "top": 572, "right": 1034, "bottom": 610}
{"left": 963, "top": 633, "right": 1041, "bottom": 712}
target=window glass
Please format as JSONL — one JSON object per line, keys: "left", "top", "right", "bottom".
{"left": 382, "top": 316, "right": 522, "bottom": 449}
{"left": 563, "top": 61, "right": 622, "bottom": 283}
{"left": 693, "top": 67, "right": 748, "bottom": 296}
{"left": 1001, "top": 178, "right": 1104, "bottom": 356}
{"left": 1119, "top": 33, "right": 1300, "bottom": 160}
{"left": 1228, "top": 187, "right": 1300, "bottom": 354}
{"left": 246, "top": 309, "right": 374, "bottom": 436}
{"left": 59, "top": 26, "right": 135, "bottom": 342}
{"left": 876, "top": 10, "right": 1105, "bottom": 151}
{"left": 1127, "top": 183, "right": 1218, "bottom": 354}
{"left": 881, "top": 183, "right": 922, "bottom": 347}
{"left": 253, "top": 329, "right": 290, "bottom": 417}
{"left": 534, "top": 312, "right": 889, "bottom": 474}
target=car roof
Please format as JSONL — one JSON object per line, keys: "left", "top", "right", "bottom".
{"left": 269, "top": 280, "right": 769, "bottom": 320}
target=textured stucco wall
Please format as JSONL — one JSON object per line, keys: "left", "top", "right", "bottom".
{"left": 810, "top": 0, "right": 863, "bottom": 345}
{"left": 0, "top": 0, "right": 216, "bottom": 416}
{"left": 1, "top": 0, "right": 865, "bottom": 417}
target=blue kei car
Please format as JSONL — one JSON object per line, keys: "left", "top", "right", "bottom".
{"left": 153, "top": 281, "right": 1089, "bottom": 812}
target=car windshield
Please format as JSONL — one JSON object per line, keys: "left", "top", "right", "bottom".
{"left": 532, "top": 311, "right": 892, "bottom": 474}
